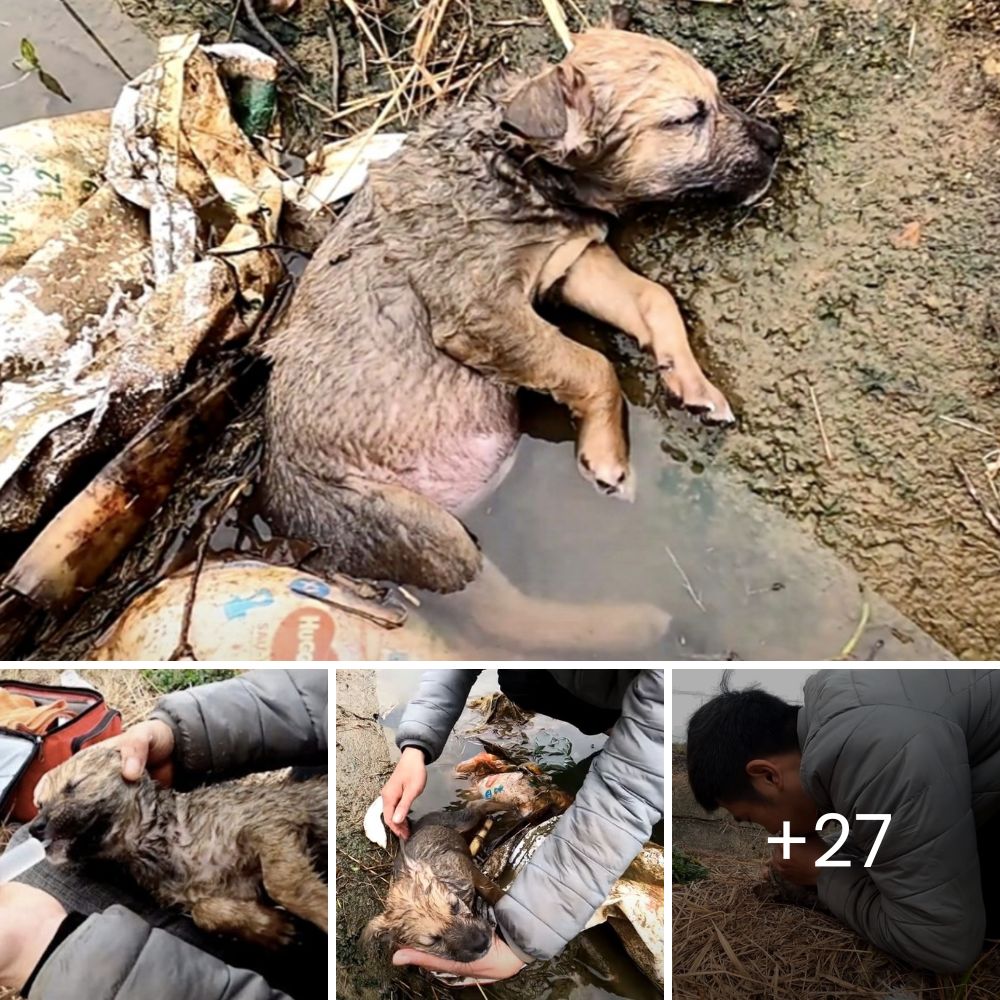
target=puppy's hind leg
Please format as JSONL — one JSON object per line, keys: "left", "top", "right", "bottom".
{"left": 259, "top": 838, "right": 330, "bottom": 933}
{"left": 288, "top": 472, "right": 483, "bottom": 593}
{"left": 191, "top": 898, "right": 295, "bottom": 950}
{"left": 437, "top": 557, "right": 671, "bottom": 654}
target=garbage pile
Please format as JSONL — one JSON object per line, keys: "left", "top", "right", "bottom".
{"left": 0, "top": 33, "right": 417, "bottom": 660}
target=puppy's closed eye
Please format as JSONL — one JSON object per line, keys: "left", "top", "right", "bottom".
{"left": 661, "top": 100, "right": 707, "bottom": 129}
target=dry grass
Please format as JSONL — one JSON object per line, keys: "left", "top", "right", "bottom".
{"left": 330, "top": 0, "right": 507, "bottom": 136}
{"left": 673, "top": 850, "right": 1000, "bottom": 1000}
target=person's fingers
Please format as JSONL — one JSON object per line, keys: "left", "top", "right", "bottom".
{"left": 121, "top": 747, "right": 146, "bottom": 781}
{"left": 102, "top": 729, "right": 150, "bottom": 781}
{"left": 392, "top": 950, "right": 470, "bottom": 974}
{"left": 382, "top": 781, "right": 403, "bottom": 833}
{"left": 392, "top": 786, "right": 420, "bottom": 828}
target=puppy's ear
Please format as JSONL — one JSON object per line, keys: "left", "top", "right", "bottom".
{"left": 598, "top": 4, "right": 632, "bottom": 30}
{"left": 360, "top": 914, "right": 391, "bottom": 950}
{"left": 500, "top": 65, "right": 596, "bottom": 160}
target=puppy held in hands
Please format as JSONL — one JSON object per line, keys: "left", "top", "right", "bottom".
{"left": 362, "top": 801, "right": 507, "bottom": 962}
{"left": 31, "top": 744, "right": 328, "bottom": 948}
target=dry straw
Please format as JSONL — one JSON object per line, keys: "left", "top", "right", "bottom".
{"left": 673, "top": 850, "right": 1000, "bottom": 999}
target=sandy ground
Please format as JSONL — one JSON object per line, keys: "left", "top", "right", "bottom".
{"left": 333, "top": 669, "right": 394, "bottom": 1000}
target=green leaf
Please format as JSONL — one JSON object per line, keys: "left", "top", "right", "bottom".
{"left": 19, "top": 38, "right": 39, "bottom": 69}
{"left": 38, "top": 69, "right": 71, "bottom": 102}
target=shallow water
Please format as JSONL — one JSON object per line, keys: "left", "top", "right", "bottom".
{"left": 374, "top": 668, "right": 660, "bottom": 1000}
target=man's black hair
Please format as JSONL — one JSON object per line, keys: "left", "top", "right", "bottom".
{"left": 685, "top": 687, "right": 801, "bottom": 811}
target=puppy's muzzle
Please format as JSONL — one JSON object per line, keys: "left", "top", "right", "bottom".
{"left": 28, "top": 814, "right": 48, "bottom": 842}
{"left": 743, "top": 114, "right": 783, "bottom": 159}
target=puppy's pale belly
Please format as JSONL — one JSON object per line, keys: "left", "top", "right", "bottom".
{"left": 395, "top": 424, "right": 519, "bottom": 514}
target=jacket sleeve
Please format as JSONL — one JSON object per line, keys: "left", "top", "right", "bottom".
{"left": 28, "top": 906, "right": 293, "bottom": 1000}
{"left": 394, "top": 670, "right": 481, "bottom": 763}
{"left": 810, "top": 706, "right": 984, "bottom": 974}
{"left": 494, "top": 668, "right": 664, "bottom": 961}
{"left": 149, "top": 669, "right": 327, "bottom": 783}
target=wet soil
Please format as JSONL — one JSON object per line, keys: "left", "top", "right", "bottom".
{"left": 99, "top": 0, "right": 999, "bottom": 656}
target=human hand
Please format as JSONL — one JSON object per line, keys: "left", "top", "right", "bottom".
{"left": 769, "top": 834, "right": 827, "bottom": 886}
{"left": 381, "top": 747, "right": 426, "bottom": 840}
{"left": 100, "top": 719, "right": 176, "bottom": 784}
{"left": 392, "top": 933, "right": 526, "bottom": 985}
{"left": 0, "top": 882, "right": 67, "bottom": 991}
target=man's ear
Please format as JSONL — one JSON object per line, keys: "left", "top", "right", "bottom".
{"left": 745, "top": 758, "right": 782, "bottom": 791}
{"left": 500, "top": 65, "right": 596, "bottom": 159}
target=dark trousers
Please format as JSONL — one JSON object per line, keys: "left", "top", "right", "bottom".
{"left": 498, "top": 670, "right": 621, "bottom": 735}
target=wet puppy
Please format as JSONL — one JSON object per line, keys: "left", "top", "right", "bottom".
{"left": 31, "top": 745, "right": 328, "bottom": 948}
{"left": 362, "top": 802, "right": 506, "bottom": 962}
{"left": 265, "top": 24, "right": 780, "bottom": 640}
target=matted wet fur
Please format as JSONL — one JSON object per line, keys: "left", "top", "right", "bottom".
{"left": 362, "top": 800, "right": 507, "bottom": 962}
{"left": 30, "top": 744, "right": 328, "bottom": 948}
{"left": 264, "top": 24, "right": 780, "bottom": 648}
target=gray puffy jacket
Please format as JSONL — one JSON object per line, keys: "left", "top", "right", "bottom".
{"left": 800, "top": 669, "right": 1000, "bottom": 974}
{"left": 28, "top": 669, "right": 327, "bottom": 1000}
{"left": 395, "top": 669, "right": 664, "bottom": 962}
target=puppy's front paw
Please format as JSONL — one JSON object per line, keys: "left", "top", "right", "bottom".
{"left": 577, "top": 423, "right": 635, "bottom": 501}
{"left": 659, "top": 362, "right": 735, "bottom": 425}
{"left": 252, "top": 911, "right": 297, "bottom": 950}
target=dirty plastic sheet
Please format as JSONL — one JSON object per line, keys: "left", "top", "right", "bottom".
{"left": 105, "top": 32, "right": 284, "bottom": 283}
{"left": 0, "top": 36, "right": 284, "bottom": 536}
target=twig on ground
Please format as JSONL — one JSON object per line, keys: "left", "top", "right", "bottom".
{"left": 665, "top": 544, "right": 706, "bottom": 612}
{"left": 327, "top": 12, "right": 340, "bottom": 113}
{"left": 836, "top": 596, "right": 870, "bottom": 660}
{"left": 241, "top": 0, "right": 305, "bottom": 77}
{"left": 808, "top": 382, "right": 834, "bottom": 463}
{"left": 937, "top": 414, "right": 994, "bottom": 436}
{"left": 169, "top": 477, "right": 251, "bottom": 660}
{"left": 747, "top": 59, "right": 794, "bottom": 113}
{"left": 956, "top": 461, "right": 1000, "bottom": 541}
{"left": 541, "top": 0, "right": 574, "bottom": 52}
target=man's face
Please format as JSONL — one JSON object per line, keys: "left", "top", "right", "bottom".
{"left": 718, "top": 753, "right": 819, "bottom": 836}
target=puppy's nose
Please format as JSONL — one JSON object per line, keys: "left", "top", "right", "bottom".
{"left": 28, "top": 815, "right": 47, "bottom": 840}
{"left": 747, "top": 117, "right": 782, "bottom": 156}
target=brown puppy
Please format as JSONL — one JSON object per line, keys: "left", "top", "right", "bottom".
{"left": 264, "top": 27, "right": 780, "bottom": 644}
{"left": 31, "top": 745, "right": 328, "bottom": 948}
{"left": 361, "top": 802, "right": 506, "bottom": 962}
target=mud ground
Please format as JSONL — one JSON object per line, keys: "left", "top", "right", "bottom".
{"left": 103, "top": 0, "right": 1000, "bottom": 656}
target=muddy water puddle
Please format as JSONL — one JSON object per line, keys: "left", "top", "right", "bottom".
{"left": 373, "top": 668, "right": 659, "bottom": 1000}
